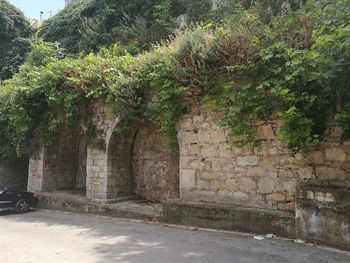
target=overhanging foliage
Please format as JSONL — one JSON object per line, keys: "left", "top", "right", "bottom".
{"left": 1, "top": 0, "right": 350, "bottom": 158}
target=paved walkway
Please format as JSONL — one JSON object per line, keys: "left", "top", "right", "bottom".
{"left": 0, "top": 210, "right": 349, "bottom": 263}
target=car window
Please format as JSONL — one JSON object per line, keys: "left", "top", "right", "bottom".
{"left": 0, "top": 185, "right": 4, "bottom": 191}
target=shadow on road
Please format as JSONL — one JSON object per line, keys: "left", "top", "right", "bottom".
{"left": 1, "top": 210, "right": 349, "bottom": 263}
{"left": 0, "top": 209, "right": 38, "bottom": 216}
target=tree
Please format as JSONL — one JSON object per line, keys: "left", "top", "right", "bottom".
{"left": 0, "top": 0, "right": 33, "bottom": 80}
{"left": 39, "top": 0, "right": 176, "bottom": 54}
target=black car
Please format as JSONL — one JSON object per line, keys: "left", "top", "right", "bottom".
{"left": 0, "top": 184, "right": 38, "bottom": 212}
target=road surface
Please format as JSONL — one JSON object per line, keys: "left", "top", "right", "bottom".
{"left": 0, "top": 210, "right": 349, "bottom": 263}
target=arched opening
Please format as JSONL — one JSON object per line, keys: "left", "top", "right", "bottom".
{"left": 132, "top": 125, "right": 179, "bottom": 201}
{"left": 46, "top": 122, "right": 87, "bottom": 193}
{"left": 28, "top": 120, "right": 87, "bottom": 195}
{"left": 106, "top": 121, "right": 180, "bottom": 202}
{"left": 106, "top": 129, "right": 136, "bottom": 200}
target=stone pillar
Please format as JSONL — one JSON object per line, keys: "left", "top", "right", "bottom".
{"left": 85, "top": 102, "right": 114, "bottom": 202}
{"left": 86, "top": 102, "right": 134, "bottom": 202}
{"left": 86, "top": 148, "right": 108, "bottom": 201}
{"left": 86, "top": 122, "right": 137, "bottom": 202}
{"left": 27, "top": 147, "right": 45, "bottom": 192}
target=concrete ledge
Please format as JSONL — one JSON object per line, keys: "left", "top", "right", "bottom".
{"left": 35, "top": 191, "right": 350, "bottom": 251}
{"left": 163, "top": 201, "right": 296, "bottom": 238}
{"left": 91, "top": 196, "right": 138, "bottom": 204}
{"left": 36, "top": 192, "right": 296, "bottom": 239}
{"left": 36, "top": 192, "right": 163, "bottom": 221}
{"left": 296, "top": 184, "right": 350, "bottom": 251}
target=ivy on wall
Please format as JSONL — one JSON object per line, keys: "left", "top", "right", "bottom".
{"left": 0, "top": 0, "right": 349, "bottom": 158}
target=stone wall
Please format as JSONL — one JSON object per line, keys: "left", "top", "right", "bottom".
{"left": 29, "top": 101, "right": 350, "bottom": 214}
{"left": 107, "top": 130, "right": 135, "bottom": 200}
{"left": 0, "top": 158, "right": 28, "bottom": 191}
{"left": 86, "top": 102, "right": 180, "bottom": 202}
{"left": 41, "top": 134, "right": 79, "bottom": 191}
{"left": 177, "top": 105, "right": 350, "bottom": 211}
{"left": 132, "top": 125, "right": 179, "bottom": 201}
{"left": 28, "top": 123, "right": 86, "bottom": 193}
{"left": 26, "top": 101, "right": 350, "bottom": 250}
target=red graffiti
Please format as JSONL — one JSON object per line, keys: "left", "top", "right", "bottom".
{"left": 44, "top": 160, "right": 56, "bottom": 168}
{"left": 32, "top": 172, "right": 42, "bottom": 182}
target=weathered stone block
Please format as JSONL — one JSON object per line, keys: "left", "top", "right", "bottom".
{"left": 189, "top": 160, "right": 205, "bottom": 170}
{"left": 268, "top": 147, "right": 278, "bottom": 155}
{"left": 247, "top": 167, "right": 266, "bottom": 177}
{"left": 325, "top": 148, "right": 346, "bottom": 162}
{"left": 180, "top": 169, "right": 196, "bottom": 189}
{"left": 196, "top": 179, "right": 211, "bottom": 190}
{"left": 98, "top": 172, "right": 108, "bottom": 178}
{"left": 90, "top": 165, "right": 102, "bottom": 172}
{"left": 197, "top": 132, "right": 211, "bottom": 143}
{"left": 180, "top": 144, "right": 200, "bottom": 156}
{"left": 232, "top": 167, "right": 247, "bottom": 178}
{"left": 200, "top": 172, "right": 216, "bottom": 180}
{"left": 315, "top": 166, "right": 345, "bottom": 180}
{"left": 224, "top": 179, "right": 238, "bottom": 191}
{"left": 266, "top": 193, "right": 285, "bottom": 202}
{"left": 314, "top": 191, "right": 335, "bottom": 203}
{"left": 279, "top": 169, "right": 295, "bottom": 178}
{"left": 90, "top": 149, "right": 105, "bottom": 155}
{"left": 259, "top": 156, "right": 276, "bottom": 169}
{"left": 238, "top": 177, "right": 256, "bottom": 192}
{"left": 209, "top": 130, "right": 226, "bottom": 143}
{"left": 297, "top": 167, "right": 315, "bottom": 179}
{"left": 306, "top": 190, "right": 315, "bottom": 200}
{"left": 193, "top": 114, "right": 204, "bottom": 123}
{"left": 179, "top": 117, "right": 192, "bottom": 129}
{"left": 218, "top": 144, "right": 232, "bottom": 158}
{"left": 308, "top": 151, "right": 324, "bottom": 165}
{"left": 258, "top": 177, "right": 274, "bottom": 194}
{"left": 94, "top": 159, "right": 107, "bottom": 167}
{"left": 256, "top": 125, "right": 274, "bottom": 140}
{"left": 282, "top": 180, "right": 296, "bottom": 193}
{"left": 201, "top": 145, "right": 219, "bottom": 157}
{"left": 341, "top": 161, "right": 350, "bottom": 174}
{"left": 237, "top": 155, "right": 258, "bottom": 166}
{"left": 280, "top": 201, "right": 295, "bottom": 211}
{"left": 182, "top": 131, "right": 198, "bottom": 144}
{"left": 180, "top": 156, "right": 193, "bottom": 169}
{"left": 233, "top": 191, "right": 249, "bottom": 200}
{"left": 222, "top": 163, "right": 234, "bottom": 173}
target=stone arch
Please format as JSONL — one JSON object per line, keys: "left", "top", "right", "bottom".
{"left": 105, "top": 120, "right": 180, "bottom": 202}
{"left": 28, "top": 120, "right": 87, "bottom": 193}
{"left": 132, "top": 125, "right": 180, "bottom": 201}
{"left": 105, "top": 121, "right": 137, "bottom": 200}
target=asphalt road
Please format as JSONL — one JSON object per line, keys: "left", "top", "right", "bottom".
{"left": 0, "top": 210, "right": 349, "bottom": 263}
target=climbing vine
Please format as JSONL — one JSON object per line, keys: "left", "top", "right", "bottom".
{"left": 1, "top": 0, "right": 350, "bottom": 158}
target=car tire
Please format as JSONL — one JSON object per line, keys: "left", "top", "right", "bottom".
{"left": 15, "top": 198, "right": 30, "bottom": 213}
